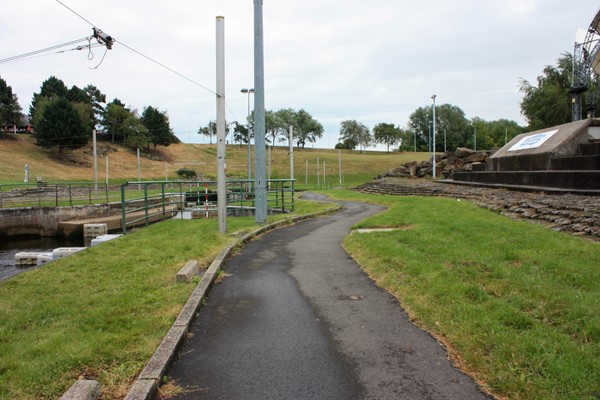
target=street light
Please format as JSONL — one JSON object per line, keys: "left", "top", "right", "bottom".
{"left": 241, "top": 88, "right": 255, "bottom": 180}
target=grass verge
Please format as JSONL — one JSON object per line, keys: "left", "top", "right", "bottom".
{"left": 325, "top": 190, "right": 600, "bottom": 400}
{"left": 0, "top": 198, "right": 334, "bottom": 400}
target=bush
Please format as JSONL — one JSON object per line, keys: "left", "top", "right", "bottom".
{"left": 176, "top": 168, "right": 197, "bottom": 180}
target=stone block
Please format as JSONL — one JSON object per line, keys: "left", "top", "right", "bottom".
{"left": 83, "top": 223, "right": 108, "bottom": 238}
{"left": 59, "top": 380, "right": 100, "bottom": 400}
{"left": 52, "top": 247, "right": 86, "bottom": 260}
{"left": 176, "top": 260, "right": 200, "bottom": 283}
{"left": 36, "top": 252, "right": 54, "bottom": 266}
{"left": 15, "top": 252, "right": 41, "bottom": 266}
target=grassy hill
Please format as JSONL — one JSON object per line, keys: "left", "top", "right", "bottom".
{"left": 0, "top": 133, "right": 429, "bottom": 187}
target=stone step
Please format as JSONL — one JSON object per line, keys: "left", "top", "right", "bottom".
{"left": 580, "top": 142, "right": 600, "bottom": 155}
{"left": 452, "top": 170, "right": 600, "bottom": 190}
{"left": 551, "top": 155, "right": 600, "bottom": 170}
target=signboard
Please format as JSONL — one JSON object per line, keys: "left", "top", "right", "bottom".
{"left": 508, "top": 129, "right": 558, "bottom": 152}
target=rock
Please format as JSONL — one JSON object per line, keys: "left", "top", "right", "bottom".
{"left": 389, "top": 166, "right": 409, "bottom": 176}
{"left": 456, "top": 147, "right": 475, "bottom": 158}
{"left": 465, "top": 152, "right": 488, "bottom": 163}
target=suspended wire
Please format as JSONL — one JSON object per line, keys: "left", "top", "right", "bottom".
{"left": 0, "top": 37, "right": 90, "bottom": 64}
{"left": 115, "top": 40, "right": 217, "bottom": 96}
{"left": 89, "top": 46, "right": 109, "bottom": 69}
{"left": 55, "top": 0, "right": 96, "bottom": 27}
{"left": 53, "top": 0, "right": 217, "bottom": 97}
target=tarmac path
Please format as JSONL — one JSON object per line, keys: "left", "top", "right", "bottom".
{"left": 167, "top": 195, "right": 492, "bottom": 399}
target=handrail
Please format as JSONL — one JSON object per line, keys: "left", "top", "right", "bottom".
{"left": 120, "top": 179, "right": 295, "bottom": 234}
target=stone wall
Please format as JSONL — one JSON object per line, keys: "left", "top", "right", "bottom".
{"left": 0, "top": 204, "right": 120, "bottom": 238}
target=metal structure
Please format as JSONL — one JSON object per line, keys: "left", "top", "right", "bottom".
{"left": 572, "top": 9, "right": 600, "bottom": 121}
{"left": 254, "top": 0, "right": 267, "bottom": 224}
{"left": 119, "top": 179, "right": 295, "bottom": 234}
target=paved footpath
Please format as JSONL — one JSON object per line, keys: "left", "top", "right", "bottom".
{"left": 168, "top": 195, "right": 492, "bottom": 399}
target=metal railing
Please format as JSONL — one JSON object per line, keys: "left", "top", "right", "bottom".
{"left": 120, "top": 179, "right": 295, "bottom": 234}
{"left": 0, "top": 182, "right": 120, "bottom": 208}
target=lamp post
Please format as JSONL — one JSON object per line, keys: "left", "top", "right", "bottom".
{"left": 241, "top": 88, "right": 254, "bottom": 180}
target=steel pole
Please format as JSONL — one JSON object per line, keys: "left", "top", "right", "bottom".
{"left": 216, "top": 16, "right": 227, "bottom": 233}
{"left": 254, "top": 0, "right": 267, "bottom": 224}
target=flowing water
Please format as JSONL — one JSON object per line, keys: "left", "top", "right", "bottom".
{"left": 0, "top": 236, "right": 84, "bottom": 281}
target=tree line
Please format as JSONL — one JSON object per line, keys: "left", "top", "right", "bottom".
{"left": 336, "top": 52, "right": 589, "bottom": 153}
{"left": 0, "top": 75, "right": 179, "bottom": 154}
{"left": 197, "top": 108, "right": 324, "bottom": 149}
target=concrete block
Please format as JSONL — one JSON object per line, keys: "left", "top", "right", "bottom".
{"left": 176, "top": 260, "right": 200, "bottom": 283}
{"left": 52, "top": 247, "right": 86, "bottom": 260}
{"left": 90, "top": 234, "right": 123, "bottom": 247}
{"left": 123, "top": 379, "right": 158, "bottom": 400}
{"left": 15, "top": 252, "right": 42, "bottom": 266}
{"left": 59, "top": 380, "right": 100, "bottom": 400}
{"left": 36, "top": 252, "right": 54, "bottom": 266}
{"left": 83, "top": 223, "right": 108, "bottom": 238}
{"left": 138, "top": 325, "right": 187, "bottom": 380}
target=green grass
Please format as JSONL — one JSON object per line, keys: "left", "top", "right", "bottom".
{"left": 0, "top": 199, "right": 334, "bottom": 399}
{"left": 325, "top": 190, "right": 600, "bottom": 400}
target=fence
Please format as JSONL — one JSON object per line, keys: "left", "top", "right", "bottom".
{"left": 0, "top": 182, "right": 120, "bottom": 209}
{"left": 120, "top": 179, "right": 295, "bottom": 233}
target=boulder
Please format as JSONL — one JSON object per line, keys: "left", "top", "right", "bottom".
{"left": 456, "top": 147, "right": 475, "bottom": 158}
{"left": 465, "top": 152, "right": 488, "bottom": 163}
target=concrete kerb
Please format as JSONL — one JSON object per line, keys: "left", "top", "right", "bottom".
{"left": 123, "top": 202, "right": 342, "bottom": 400}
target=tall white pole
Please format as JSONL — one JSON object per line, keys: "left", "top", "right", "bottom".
{"left": 323, "top": 161, "right": 326, "bottom": 187}
{"left": 289, "top": 125, "right": 294, "bottom": 180}
{"left": 105, "top": 157, "right": 109, "bottom": 186}
{"left": 216, "top": 16, "right": 227, "bottom": 234}
{"left": 431, "top": 94, "right": 436, "bottom": 179}
{"left": 254, "top": 0, "right": 267, "bottom": 224}
{"left": 93, "top": 129, "right": 98, "bottom": 192}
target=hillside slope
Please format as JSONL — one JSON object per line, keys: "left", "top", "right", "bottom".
{"left": 0, "top": 133, "right": 427, "bottom": 185}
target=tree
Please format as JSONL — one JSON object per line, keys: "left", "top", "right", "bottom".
{"left": 29, "top": 76, "right": 68, "bottom": 118}
{"left": 123, "top": 113, "right": 150, "bottom": 150}
{"left": 198, "top": 120, "right": 230, "bottom": 144}
{"left": 0, "top": 76, "right": 22, "bottom": 130}
{"left": 407, "top": 103, "right": 471, "bottom": 152}
{"left": 34, "top": 97, "right": 87, "bottom": 154}
{"left": 373, "top": 123, "right": 401, "bottom": 152}
{"left": 102, "top": 100, "right": 131, "bottom": 143}
{"left": 520, "top": 53, "right": 574, "bottom": 131}
{"left": 294, "top": 109, "right": 323, "bottom": 149}
{"left": 141, "top": 106, "right": 178, "bottom": 151}
{"left": 84, "top": 84, "right": 106, "bottom": 127}
{"left": 339, "top": 120, "right": 371, "bottom": 152}
{"left": 232, "top": 121, "right": 250, "bottom": 146}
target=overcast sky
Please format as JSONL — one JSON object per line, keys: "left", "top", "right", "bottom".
{"left": 1, "top": 1, "right": 599, "bottom": 149}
